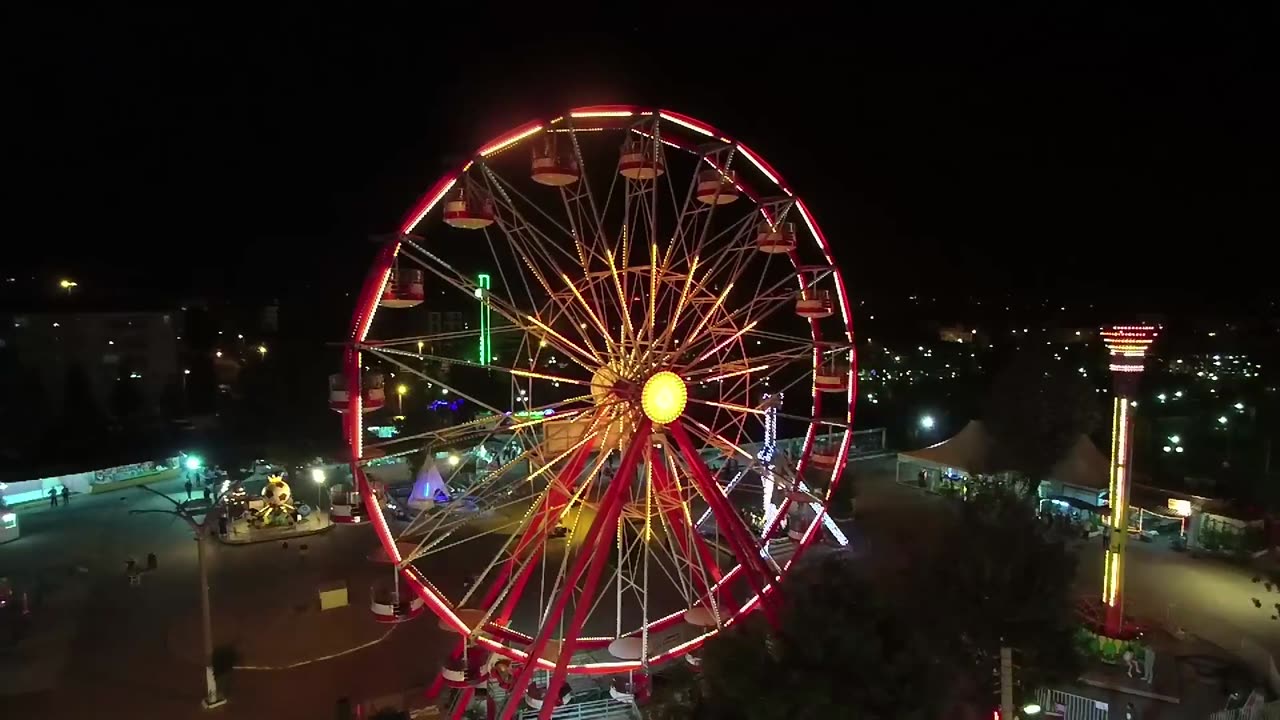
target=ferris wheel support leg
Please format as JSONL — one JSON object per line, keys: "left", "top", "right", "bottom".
{"left": 448, "top": 687, "right": 475, "bottom": 720}
{"left": 668, "top": 422, "right": 778, "bottom": 626}
{"left": 426, "top": 439, "right": 598, "bottom": 701}
{"left": 649, "top": 449, "right": 726, "bottom": 612}
{"left": 500, "top": 420, "right": 652, "bottom": 720}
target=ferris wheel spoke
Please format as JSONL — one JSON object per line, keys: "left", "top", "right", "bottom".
{"left": 403, "top": 224, "right": 603, "bottom": 372}
{"left": 667, "top": 422, "right": 777, "bottom": 624}
{"left": 651, "top": 448, "right": 724, "bottom": 611}
{"left": 502, "top": 417, "right": 652, "bottom": 720}
{"left": 423, "top": 436, "right": 603, "bottom": 698}
{"left": 476, "top": 169, "right": 606, "bottom": 339}
{"left": 687, "top": 395, "right": 847, "bottom": 429}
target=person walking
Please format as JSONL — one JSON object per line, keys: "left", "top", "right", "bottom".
{"left": 48, "top": 487, "right": 58, "bottom": 508}
{"left": 61, "top": 486, "right": 70, "bottom": 506}
{"left": 184, "top": 479, "right": 193, "bottom": 500}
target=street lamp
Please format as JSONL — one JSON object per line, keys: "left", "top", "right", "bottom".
{"left": 59, "top": 279, "right": 78, "bottom": 294}
{"left": 396, "top": 384, "right": 408, "bottom": 414}
{"left": 1022, "top": 703, "right": 1042, "bottom": 716}
{"left": 919, "top": 414, "right": 936, "bottom": 431}
{"left": 311, "top": 467, "right": 325, "bottom": 517}
{"left": 1218, "top": 416, "right": 1229, "bottom": 426}
{"left": 129, "top": 482, "right": 237, "bottom": 708}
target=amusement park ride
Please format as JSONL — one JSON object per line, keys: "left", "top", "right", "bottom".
{"left": 335, "top": 106, "right": 857, "bottom": 719}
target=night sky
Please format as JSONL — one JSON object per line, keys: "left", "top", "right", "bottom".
{"left": 9, "top": 7, "right": 1275, "bottom": 312}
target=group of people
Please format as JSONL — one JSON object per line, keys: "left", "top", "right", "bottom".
{"left": 47, "top": 486, "right": 70, "bottom": 507}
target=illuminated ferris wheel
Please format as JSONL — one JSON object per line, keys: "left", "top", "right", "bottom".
{"left": 337, "top": 106, "right": 857, "bottom": 718}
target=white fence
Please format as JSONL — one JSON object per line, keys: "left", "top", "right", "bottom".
{"left": 1034, "top": 688, "right": 1110, "bottom": 719}
{"left": 1208, "top": 700, "right": 1280, "bottom": 720}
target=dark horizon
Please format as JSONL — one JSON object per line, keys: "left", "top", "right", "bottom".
{"left": 9, "top": 9, "right": 1275, "bottom": 313}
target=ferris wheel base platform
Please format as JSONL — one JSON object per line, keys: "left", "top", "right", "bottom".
{"left": 370, "top": 595, "right": 427, "bottom": 623}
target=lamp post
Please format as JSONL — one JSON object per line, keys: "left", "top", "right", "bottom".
{"left": 396, "top": 384, "right": 408, "bottom": 414}
{"left": 59, "top": 279, "right": 78, "bottom": 295}
{"left": 311, "top": 467, "right": 326, "bottom": 519}
{"left": 130, "top": 481, "right": 239, "bottom": 709}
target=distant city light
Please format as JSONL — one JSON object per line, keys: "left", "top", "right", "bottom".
{"left": 1169, "top": 435, "right": 1181, "bottom": 445}
{"left": 1218, "top": 416, "right": 1229, "bottom": 425}
{"left": 183, "top": 369, "right": 191, "bottom": 375}
{"left": 1162, "top": 446, "right": 1172, "bottom": 453}
{"left": 59, "top": 279, "right": 78, "bottom": 291}
{"left": 1235, "top": 402, "right": 1245, "bottom": 410}
{"left": 1175, "top": 446, "right": 1185, "bottom": 453}
{"left": 215, "top": 350, "right": 223, "bottom": 358}
{"left": 257, "top": 345, "right": 267, "bottom": 356}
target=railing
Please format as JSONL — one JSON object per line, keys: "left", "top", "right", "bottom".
{"left": 1034, "top": 688, "right": 1110, "bottom": 719}
{"left": 1208, "top": 700, "right": 1280, "bottom": 720}
{"left": 516, "top": 697, "right": 639, "bottom": 719}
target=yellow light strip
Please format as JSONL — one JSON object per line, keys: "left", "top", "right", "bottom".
{"left": 648, "top": 242, "right": 658, "bottom": 340}
{"left": 525, "top": 314, "right": 598, "bottom": 366}
{"left": 690, "top": 320, "right": 758, "bottom": 367}
{"left": 683, "top": 282, "right": 734, "bottom": 349}
{"left": 699, "top": 363, "right": 772, "bottom": 384}
{"left": 605, "top": 249, "right": 635, "bottom": 341}
{"left": 664, "top": 255, "right": 698, "bottom": 344}
{"left": 561, "top": 273, "right": 612, "bottom": 342}
{"left": 509, "top": 368, "right": 592, "bottom": 387}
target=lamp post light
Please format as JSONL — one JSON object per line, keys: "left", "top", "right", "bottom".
{"left": 396, "top": 384, "right": 408, "bottom": 414}
{"left": 919, "top": 414, "right": 936, "bottom": 431}
{"left": 311, "top": 467, "right": 326, "bottom": 518}
{"left": 59, "top": 279, "right": 78, "bottom": 294}
{"left": 130, "top": 481, "right": 239, "bottom": 709}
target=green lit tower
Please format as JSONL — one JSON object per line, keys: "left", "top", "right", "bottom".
{"left": 476, "top": 273, "right": 491, "bottom": 365}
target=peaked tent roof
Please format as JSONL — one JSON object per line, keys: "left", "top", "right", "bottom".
{"left": 897, "top": 420, "right": 998, "bottom": 474}
{"left": 1048, "top": 435, "right": 1112, "bottom": 491}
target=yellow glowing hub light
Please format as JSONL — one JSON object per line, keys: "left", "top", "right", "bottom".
{"left": 641, "top": 371, "right": 687, "bottom": 425}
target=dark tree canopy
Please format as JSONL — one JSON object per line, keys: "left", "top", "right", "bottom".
{"left": 647, "top": 484, "right": 1081, "bottom": 720}
{"left": 983, "top": 352, "right": 1101, "bottom": 485}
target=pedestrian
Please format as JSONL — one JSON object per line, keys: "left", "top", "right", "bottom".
{"left": 184, "top": 479, "right": 193, "bottom": 500}
{"left": 48, "top": 487, "right": 58, "bottom": 508}
{"left": 1124, "top": 701, "right": 1136, "bottom": 719}
{"left": 59, "top": 486, "right": 70, "bottom": 506}
{"left": 1123, "top": 647, "right": 1140, "bottom": 677}
{"left": 1143, "top": 645, "right": 1155, "bottom": 685}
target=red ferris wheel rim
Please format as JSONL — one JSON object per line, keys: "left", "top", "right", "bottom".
{"left": 341, "top": 105, "right": 858, "bottom": 675}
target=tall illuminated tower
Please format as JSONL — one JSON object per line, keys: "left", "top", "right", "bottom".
{"left": 476, "top": 273, "right": 491, "bottom": 366}
{"left": 1099, "top": 324, "right": 1158, "bottom": 636}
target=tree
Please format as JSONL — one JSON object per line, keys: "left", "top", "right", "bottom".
{"left": 983, "top": 353, "right": 1100, "bottom": 494}
{"left": 646, "top": 484, "right": 1081, "bottom": 719}
{"left": 922, "top": 482, "right": 1084, "bottom": 709}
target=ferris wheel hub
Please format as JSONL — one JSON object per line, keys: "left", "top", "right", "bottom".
{"left": 640, "top": 371, "right": 687, "bottom": 426}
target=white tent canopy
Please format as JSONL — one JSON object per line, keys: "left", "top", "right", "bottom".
{"left": 896, "top": 420, "right": 998, "bottom": 477}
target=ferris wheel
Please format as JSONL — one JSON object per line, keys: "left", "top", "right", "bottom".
{"left": 337, "top": 106, "right": 857, "bottom": 718}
